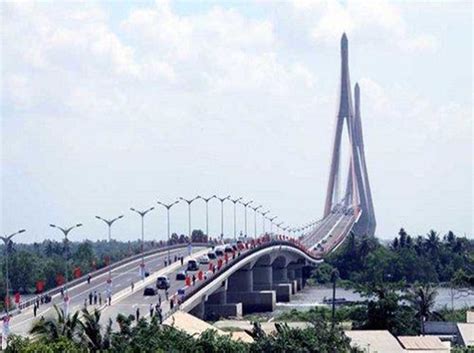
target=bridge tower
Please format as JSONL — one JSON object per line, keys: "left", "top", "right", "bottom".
{"left": 323, "top": 33, "right": 376, "bottom": 237}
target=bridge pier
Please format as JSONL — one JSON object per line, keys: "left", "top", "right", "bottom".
{"left": 226, "top": 267, "right": 275, "bottom": 314}
{"left": 204, "top": 284, "right": 242, "bottom": 320}
{"left": 271, "top": 266, "right": 292, "bottom": 302}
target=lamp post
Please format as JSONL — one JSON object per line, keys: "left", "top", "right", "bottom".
{"left": 230, "top": 197, "right": 242, "bottom": 241}
{"left": 95, "top": 215, "right": 123, "bottom": 282}
{"left": 197, "top": 195, "right": 216, "bottom": 238}
{"left": 130, "top": 207, "right": 154, "bottom": 279}
{"left": 179, "top": 196, "right": 200, "bottom": 241}
{"left": 251, "top": 205, "right": 262, "bottom": 239}
{"left": 260, "top": 210, "right": 270, "bottom": 235}
{"left": 49, "top": 223, "right": 82, "bottom": 292}
{"left": 276, "top": 222, "right": 284, "bottom": 236}
{"left": 216, "top": 195, "right": 230, "bottom": 240}
{"left": 239, "top": 200, "right": 253, "bottom": 238}
{"left": 156, "top": 199, "right": 180, "bottom": 263}
{"left": 267, "top": 216, "right": 278, "bottom": 234}
{"left": 1, "top": 229, "right": 26, "bottom": 314}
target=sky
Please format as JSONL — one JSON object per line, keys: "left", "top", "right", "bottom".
{"left": 1, "top": 0, "right": 472, "bottom": 244}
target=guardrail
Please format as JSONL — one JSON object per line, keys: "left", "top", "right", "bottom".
{"left": 11, "top": 242, "right": 211, "bottom": 316}
{"left": 163, "top": 238, "right": 321, "bottom": 320}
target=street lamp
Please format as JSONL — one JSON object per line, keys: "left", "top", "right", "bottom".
{"left": 276, "top": 222, "right": 284, "bottom": 235}
{"left": 251, "top": 205, "right": 262, "bottom": 239}
{"left": 130, "top": 207, "right": 155, "bottom": 279}
{"left": 95, "top": 215, "right": 123, "bottom": 283}
{"left": 197, "top": 195, "right": 216, "bottom": 238}
{"left": 1, "top": 229, "right": 26, "bottom": 314}
{"left": 216, "top": 195, "right": 230, "bottom": 240}
{"left": 267, "top": 216, "right": 278, "bottom": 234}
{"left": 239, "top": 200, "right": 253, "bottom": 238}
{"left": 260, "top": 210, "right": 270, "bottom": 235}
{"left": 179, "top": 196, "right": 200, "bottom": 241}
{"left": 230, "top": 197, "right": 243, "bottom": 241}
{"left": 49, "top": 223, "right": 82, "bottom": 293}
{"left": 156, "top": 199, "right": 180, "bottom": 263}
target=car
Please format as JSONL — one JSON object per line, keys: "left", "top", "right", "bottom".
{"left": 143, "top": 287, "right": 157, "bottom": 296}
{"left": 207, "top": 251, "right": 217, "bottom": 260}
{"left": 187, "top": 259, "right": 199, "bottom": 271}
{"left": 175, "top": 271, "right": 186, "bottom": 280}
{"left": 224, "top": 245, "right": 234, "bottom": 254}
{"left": 144, "top": 271, "right": 150, "bottom": 278}
{"left": 215, "top": 248, "right": 224, "bottom": 257}
{"left": 231, "top": 244, "right": 238, "bottom": 251}
{"left": 198, "top": 255, "right": 210, "bottom": 265}
{"left": 156, "top": 275, "right": 170, "bottom": 290}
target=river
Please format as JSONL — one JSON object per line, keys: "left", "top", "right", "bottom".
{"left": 273, "top": 286, "right": 474, "bottom": 316}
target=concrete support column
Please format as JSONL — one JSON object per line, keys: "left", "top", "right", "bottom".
{"left": 253, "top": 265, "right": 273, "bottom": 290}
{"left": 190, "top": 300, "right": 205, "bottom": 319}
{"left": 227, "top": 268, "right": 253, "bottom": 292}
{"left": 273, "top": 267, "right": 288, "bottom": 283}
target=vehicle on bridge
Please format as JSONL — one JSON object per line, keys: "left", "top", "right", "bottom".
{"left": 215, "top": 248, "right": 224, "bottom": 257}
{"left": 156, "top": 275, "right": 171, "bottom": 290}
{"left": 198, "top": 255, "right": 210, "bottom": 265}
{"left": 207, "top": 251, "right": 217, "bottom": 260}
{"left": 176, "top": 271, "right": 187, "bottom": 280}
{"left": 143, "top": 287, "right": 157, "bottom": 296}
{"left": 187, "top": 259, "right": 199, "bottom": 271}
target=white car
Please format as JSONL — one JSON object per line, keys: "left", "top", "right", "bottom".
{"left": 198, "top": 255, "right": 210, "bottom": 265}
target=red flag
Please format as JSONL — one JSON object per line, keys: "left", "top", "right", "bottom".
{"left": 14, "top": 292, "right": 20, "bottom": 304}
{"left": 36, "top": 280, "right": 45, "bottom": 293}
{"left": 185, "top": 276, "right": 191, "bottom": 287}
{"left": 198, "top": 271, "right": 203, "bottom": 281}
{"left": 73, "top": 267, "right": 82, "bottom": 279}
{"left": 208, "top": 262, "right": 213, "bottom": 271}
{"left": 56, "top": 274, "right": 65, "bottom": 286}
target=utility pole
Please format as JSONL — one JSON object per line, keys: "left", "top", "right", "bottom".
{"left": 230, "top": 197, "right": 242, "bottom": 241}
{"left": 239, "top": 200, "right": 253, "bottom": 238}
{"left": 260, "top": 210, "right": 270, "bottom": 235}
{"left": 251, "top": 205, "right": 262, "bottom": 238}
{"left": 216, "top": 196, "right": 230, "bottom": 241}
{"left": 95, "top": 215, "right": 124, "bottom": 283}
{"left": 1, "top": 229, "right": 26, "bottom": 314}
{"left": 157, "top": 199, "right": 180, "bottom": 263}
{"left": 197, "top": 195, "right": 216, "bottom": 238}
{"left": 130, "top": 207, "right": 155, "bottom": 279}
{"left": 179, "top": 197, "right": 200, "bottom": 241}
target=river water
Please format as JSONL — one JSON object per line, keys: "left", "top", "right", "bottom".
{"left": 274, "top": 286, "right": 474, "bottom": 316}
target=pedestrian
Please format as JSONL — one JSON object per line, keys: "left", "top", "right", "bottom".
{"left": 192, "top": 274, "right": 196, "bottom": 286}
{"left": 99, "top": 293, "right": 102, "bottom": 306}
{"left": 149, "top": 303, "right": 154, "bottom": 317}
{"left": 93, "top": 291, "right": 97, "bottom": 305}
{"left": 164, "top": 259, "right": 168, "bottom": 267}
{"left": 180, "top": 256, "right": 184, "bottom": 266}
{"left": 157, "top": 307, "right": 163, "bottom": 324}
{"left": 165, "top": 290, "right": 169, "bottom": 301}
{"left": 136, "top": 307, "right": 140, "bottom": 321}
{"left": 170, "top": 298, "right": 174, "bottom": 310}
{"left": 89, "top": 291, "right": 93, "bottom": 305}
{"left": 33, "top": 303, "right": 37, "bottom": 317}
{"left": 174, "top": 255, "right": 177, "bottom": 262}
{"left": 108, "top": 295, "right": 111, "bottom": 306}
{"left": 87, "top": 274, "right": 91, "bottom": 285}
{"left": 60, "top": 287, "right": 64, "bottom": 298}
{"left": 36, "top": 297, "right": 40, "bottom": 308}
{"left": 84, "top": 298, "right": 87, "bottom": 309}
{"left": 131, "top": 281, "right": 135, "bottom": 292}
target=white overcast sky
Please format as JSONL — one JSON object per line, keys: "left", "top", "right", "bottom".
{"left": 1, "top": 0, "right": 472, "bottom": 243}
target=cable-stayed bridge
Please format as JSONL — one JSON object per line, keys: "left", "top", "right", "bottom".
{"left": 6, "top": 33, "right": 376, "bottom": 336}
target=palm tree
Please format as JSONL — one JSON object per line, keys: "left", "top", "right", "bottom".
{"left": 80, "top": 308, "right": 112, "bottom": 351}
{"left": 407, "top": 284, "right": 443, "bottom": 334}
{"left": 425, "top": 230, "right": 440, "bottom": 257}
{"left": 30, "top": 305, "right": 82, "bottom": 342}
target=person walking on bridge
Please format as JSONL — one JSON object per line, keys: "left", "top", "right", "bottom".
{"left": 131, "top": 281, "right": 135, "bottom": 292}
{"left": 33, "top": 303, "right": 37, "bottom": 317}
{"left": 136, "top": 307, "right": 140, "bottom": 321}
{"left": 88, "top": 291, "right": 93, "bottom": 305}
{"left": 149, "top": 303, "right": 154, "bottom": 318}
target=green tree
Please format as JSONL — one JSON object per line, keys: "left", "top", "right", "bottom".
{"left": 29, "top": 305, "right": 83, "bottom": 343}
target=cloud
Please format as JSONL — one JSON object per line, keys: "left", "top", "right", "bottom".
{"left": 289, "top": 0, "right": 438, "bottom": 52}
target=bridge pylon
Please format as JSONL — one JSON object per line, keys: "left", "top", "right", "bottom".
{"left": 323, "top": 33, "right": 376, "bottom": 237}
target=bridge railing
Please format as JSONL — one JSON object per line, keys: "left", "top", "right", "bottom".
{"left": 163, "top": 237, "right": 320, "bottom": 320}
{"left": 11, "top": 242, "right": 211, "bottom": 316}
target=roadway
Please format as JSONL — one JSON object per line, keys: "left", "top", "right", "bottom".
{"left": 9, "top": 246, "right": 207, "bottom": 336}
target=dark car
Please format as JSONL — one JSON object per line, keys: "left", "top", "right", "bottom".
{"left": 215, "top": 248, "right": 224, "bottom": 257}
{"left": 207, "top": 251, "right": 217, "bottom": 260}
{"left": 224, "top": 245, "right": 234, "bottom": 254}
{"left": 156, "top": 275, "right": 170, "bottom": 290}
{"left": 175, "top": 271, "right": 186, "bottom": 280}
{"left": 143, "top": 287, "right": 157, "bottom": 296}
{"left": 187, "top": 259, "right": 199, "bottom": 271}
